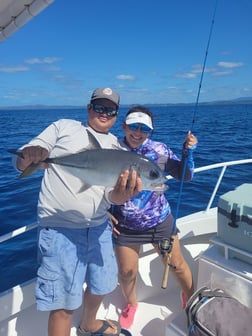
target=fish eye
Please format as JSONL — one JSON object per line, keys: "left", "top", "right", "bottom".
{"left": 149, "top": 169, "right": 159, "bottom": 179}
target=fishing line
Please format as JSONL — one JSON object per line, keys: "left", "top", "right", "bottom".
{"left": 171, "top": 0, "right": 218, "bottom": 236}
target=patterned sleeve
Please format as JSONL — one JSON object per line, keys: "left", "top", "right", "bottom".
{"left": 156, "top": 142, "right": 179, "bottom": 170}
{"left": 158, "top": 142, "right": 195, "bottom": 182}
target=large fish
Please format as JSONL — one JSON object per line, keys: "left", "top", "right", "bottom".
{"left": 9, "top": 130, "right": 168, "bottom": 191}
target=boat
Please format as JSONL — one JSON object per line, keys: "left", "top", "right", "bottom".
{"left": 1, "top": 158, "right": 252, "bottom": 336}
{"left": 1, "top": 1, "right": 252, "bottom": 335}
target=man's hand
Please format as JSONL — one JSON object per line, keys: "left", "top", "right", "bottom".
{"left": 16, "top": 146, "right": 49, "bottom": 171}
{"left": 109, "top": 169, "right": 142, "bottom": 205}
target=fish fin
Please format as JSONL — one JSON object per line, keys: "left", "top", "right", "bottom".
{"left": 55, "top": 129, "right": 101, "bottom": 155}
{"left": 111, "top": 144, "right": 125, "bottom": 150}
{"left": 19, "top": 163, "right": 40, "bottom": 178}
{"left": 86, "top": 129, "right": 102, "bottom": 149}
{"left": 129, "top": 164, "right": 140, "bottom": 175}
{"left": 86, "top": 129, "right": 122, "bottom": 151}
{"left": 7, "top": 149, "right": 24, "bottom": 158}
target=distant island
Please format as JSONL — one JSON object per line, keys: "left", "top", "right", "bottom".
{"left": 0, "top": 97, "right": 252, "bottom": 110}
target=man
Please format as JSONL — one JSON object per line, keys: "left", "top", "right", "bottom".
{"left": 14, "top": 88, "right": 142, "bottom": 336}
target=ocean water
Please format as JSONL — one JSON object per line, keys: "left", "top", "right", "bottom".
{"left": 0, "top": 104, "right": 251, "bottom": 292}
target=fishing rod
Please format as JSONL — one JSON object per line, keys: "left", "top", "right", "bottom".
{"left": 160, "top": 0, "right": 218, "bottom": 289}
{"left": 174, "top": 0, "right": 218, "bottom": 222}
{"left": 190, "top": 0, "right": 218, "bottom": 132}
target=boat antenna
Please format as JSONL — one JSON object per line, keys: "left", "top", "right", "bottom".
{"left": 173, "top": 0, "right": 218, "bottom": 227}
{"left": 160, "top": 0, "right": 218, "bottom": 289}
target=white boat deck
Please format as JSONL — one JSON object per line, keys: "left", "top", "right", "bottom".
{"left": 1, "top": 208, "right": 213, "bottom": 336}
{"left": 1, "top": 159, "right": 252, "bottom": 336}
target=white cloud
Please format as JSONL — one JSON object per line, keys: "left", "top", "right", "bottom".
{"left": 243, "top": 87, "right": 252, "bottom": 93}
{"left": 116, "top": 74, "right": 135, "bottom": 81}
{"left": 174, "top": 60, "right": 243, "bottom": 80}
{"left": 25, "top": 57, "right": 62, "bottom": 64}
{"left": 218, "top": 61, "right": 243, "bottom": 68}
{"left": 0, "top": 65, "right": 29, "bottom": 73}
{"left": 220, "top": 51, "right": 232, "bottom": 56}
{"left": 175, "top": 72, "right": 197, "bottom": 79}
{"left": 42, "top": 65, "right": 61, "bottom": 72}
{"left": 191, "top": 65, "right": 216, "bottom": 74}
{"left": 191, "top": 64, "right": 203, "bottom": 73}
{"left": 212, "top": 70, "right": 233, "bottom": 77}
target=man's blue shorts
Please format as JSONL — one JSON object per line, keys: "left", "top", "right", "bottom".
{"left": 35, "top": 221, "right": 118, "bottom": 311}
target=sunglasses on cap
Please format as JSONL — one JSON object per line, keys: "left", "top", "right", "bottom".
{"left": 91, "top": 103, "right": 118, "bottom": 117}
{"left": 127, "top": 123, "right": 152, "bottom": 134}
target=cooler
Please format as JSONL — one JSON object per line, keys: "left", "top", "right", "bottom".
{"left": 197, "top": 244, "right": 252, "bottom": 309}
{"left": 217, "top": 183, "right": 252, "bottom": 264}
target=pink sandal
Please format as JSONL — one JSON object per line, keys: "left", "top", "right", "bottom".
{"left": 119, "top": 304, "right": 138, "bottom": 329}
{"left": 180, "top": 291, "right": 187, "bottom": 310}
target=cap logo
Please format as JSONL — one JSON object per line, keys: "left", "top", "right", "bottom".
{"left": 102, "top": 88, "right": 113, "bottom": 96}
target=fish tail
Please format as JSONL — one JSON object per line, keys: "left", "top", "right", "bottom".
{"left": 8, "top": 149, "right": 39, "bottom": 178}
{"left": 19, "top": 163, "right": 40, "bottom": 178}
{"left": 7, "top": 149, "right": 24, "bottom": 158}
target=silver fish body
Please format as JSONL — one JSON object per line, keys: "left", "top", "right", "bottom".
{"left": 46, "top": 148, "right": 168, "bottom": 191}
{"left": 9, "top": 130, "right": 168, "bottom": 191}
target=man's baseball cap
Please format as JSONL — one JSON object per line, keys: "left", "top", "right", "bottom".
{"left": 90, "top": 88, "right": 120, "bottom": 107}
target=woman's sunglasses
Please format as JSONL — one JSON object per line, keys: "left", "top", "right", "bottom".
{"left": 127, "top": 123, "right": 152, "bottom": 134}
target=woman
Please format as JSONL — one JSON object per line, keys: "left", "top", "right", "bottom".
{"left": 112, "top": 105, "right": 198, "bottom": 329}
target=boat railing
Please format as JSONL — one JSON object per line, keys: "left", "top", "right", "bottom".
{"left": 1, "top": 158, "right": 252, "bottom": 245}
{"left": 194, "top": 158, "right": 252, "bottom": 211}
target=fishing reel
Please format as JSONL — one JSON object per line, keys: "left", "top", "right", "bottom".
{"left": 158, "top": 237, "right": 176, "bottom": 271}
{"left": 158, "top": 237, "right": 173, "bottom": 256}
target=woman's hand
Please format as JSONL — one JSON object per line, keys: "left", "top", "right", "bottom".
{"left": 184, "top": 131, "right": 198, "bottom": 149}
{"left": 107, "top": 211, "right": 120, "bottom": 238}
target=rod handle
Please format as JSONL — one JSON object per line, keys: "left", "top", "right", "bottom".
{"left": 161, "top": 253, "right": 171, "bottom": 289}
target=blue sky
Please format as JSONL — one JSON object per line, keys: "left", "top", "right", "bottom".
{"left": 1, "top": 0, "right": 252, "bottom": 107}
